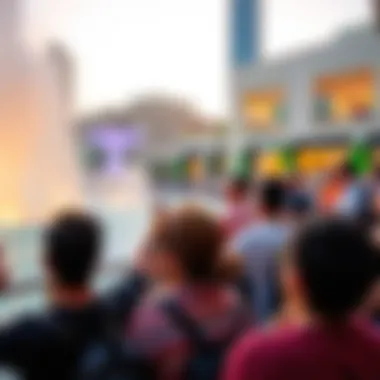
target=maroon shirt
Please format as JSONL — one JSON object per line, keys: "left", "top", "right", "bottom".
{"left": 224, "top": 320, "right": 380, "bottom": 380}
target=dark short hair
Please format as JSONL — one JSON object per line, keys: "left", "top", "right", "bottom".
{"left": 340, "top": 161, "right": 355, "bottom": 178}
{"left": 294, "top": 218, "right": 376, "bottom": 319}
{"left": 287, "top": 193, "right": 312, "bottom": 216}
{"left": 260, "top": 179, "right": 286, "bottom": 214}
{"left": 45, "top": 211, "right": 102, "bottom": 287}
{"left": 155, "top": 206, "right": 224, "bottom": 281}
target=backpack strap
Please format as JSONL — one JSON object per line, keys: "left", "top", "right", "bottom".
{"left": 161, "top": 300, "right": 208, "bottom": 348}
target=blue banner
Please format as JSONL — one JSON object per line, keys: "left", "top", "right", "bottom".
{"left": 231, "top": 0, "right": 259, "bottom": 67}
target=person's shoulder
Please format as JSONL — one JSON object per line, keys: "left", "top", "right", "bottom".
{"left": 242, "top": 222, "right": 287, "bottom": 248}
{"left": 233, "top": 224, "right": 263, "bottom": 249}
{"left": 227, "top": 325, "right": 308, "bottom": 371}
{"left": 127, "top": 288, "right": 179, "bottom": 353}
{"left": 0, "top": 311, "right": 58, "bottom": 345}
{"left": 356, "top": 321, "right": 380, "bottom": 348}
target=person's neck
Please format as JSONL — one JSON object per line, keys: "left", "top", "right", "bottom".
{"left": 261, "top": 211, "right": 283, "bottom": 223}
{"left": 281, "top": 302, "right": 310, "bottom": 326}
{"left": 50, "top": 286, "right": 95, "bottom": 309}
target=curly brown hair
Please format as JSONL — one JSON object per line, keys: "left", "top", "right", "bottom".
{"left": 152, "top": 205, "right": 225, "bottom": 281}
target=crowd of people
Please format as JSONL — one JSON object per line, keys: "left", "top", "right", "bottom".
{"left": 0, "top": 160, "right": 380, "bottom": 380}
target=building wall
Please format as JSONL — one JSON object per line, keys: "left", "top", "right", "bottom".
{"left": 233, "top": 26, "right": 380, "bottom": 142}
{"left": 0, "top": 0, "right": 20, "bottom": 48}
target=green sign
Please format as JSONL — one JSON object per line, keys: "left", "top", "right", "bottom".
{"left": 281, "top": 146, "right": 297, "bottom": 174}
{"left": 349, "top": 140, "right": 372, "bottom": 175}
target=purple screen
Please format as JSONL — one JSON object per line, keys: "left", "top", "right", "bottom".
{"left": 86, "top": 125, "right": 143, "bottom": 175}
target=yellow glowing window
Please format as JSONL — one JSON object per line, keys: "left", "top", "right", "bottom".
{"left": 297, "top": 147, "right": 347, "bottom": 175}
{"left": 314, "top": 68, "right": 375, "bottom": 123}
{"left": 256, "top": 152, "right": 283, "bottom": 177}
{"left": 243, "top": 89, "right": 285, "bottom": 128}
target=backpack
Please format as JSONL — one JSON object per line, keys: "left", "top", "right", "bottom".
{"left": 73, "top": 330, "right": 155, "bottom": 380}
{"left": 161, "top": 301, "right": 241, "bottom": 380}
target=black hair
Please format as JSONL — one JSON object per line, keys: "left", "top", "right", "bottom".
{"left": 294, "top": 218, "right": 376, "bottom": 319}
{"left": 287, "top": 192, "right": 312, "bottom": 216}
{"left": 45, "top": 211, "right": 102, "bottom": 287}
{"left": 340, "top": 161, "right": 356, "bottom": 178}
{"left": 154, "top": 206, "right": 224, "bottom": 281}
{"left": 260, "top": 179, "right": 286, "bottom": 215}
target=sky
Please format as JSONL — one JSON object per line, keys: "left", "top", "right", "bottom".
{"left": 25, "top": 0, "right": 371, "bottom": 117}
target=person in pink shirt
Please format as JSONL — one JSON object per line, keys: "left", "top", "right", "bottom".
{"left": 222, "top": 177, "right": 253, "bottom": 239}
{"left": 128, "top": 206, "right": 252, "bottom": 380}
{"left": 224, "top": 218, "right": 380, "bottom": 380}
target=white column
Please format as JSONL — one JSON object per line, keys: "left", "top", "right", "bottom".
{"left": 0, "top": 0, "right": 20, "bottom": 49}
{"left": 288, "top": 66, "right": 312, "bottom": 136}
{"left": 228, "top": 79, "right": 246, "bottom": 172}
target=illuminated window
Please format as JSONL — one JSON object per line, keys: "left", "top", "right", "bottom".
{"left": 242, "top": 89, "right": 286, "bottom": 130}
{"left": 256, "top": 151, "right": 283, "bottom": 177}
{"left": 314, "top": 68, "right": 375, "bottom": 124}
{"left": 297, "top": 147, "right": 347, "bottom": 175}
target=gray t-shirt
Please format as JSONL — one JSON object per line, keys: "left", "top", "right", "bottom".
{"left": 336, "top": 180, "right": 372, "bottom": 219}
{"left": 233, "top": 221, "right": 291, "bottom": 323}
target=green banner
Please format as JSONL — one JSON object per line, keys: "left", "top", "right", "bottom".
{"left": 281, "top": 146, "right": 297, "bottom": 174}
{"left": 349, "top": 140, "right": 372, "bottom": 175}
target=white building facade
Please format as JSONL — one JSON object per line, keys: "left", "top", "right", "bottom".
{"left": 233, "top": 25, "right": 380, "bottom": 147}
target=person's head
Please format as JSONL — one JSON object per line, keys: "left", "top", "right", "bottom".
{"left": 44, "top": 211, "right": 102, "bottom": 291}
{"left": 287, "top": 193, "right": 312, "bottom": 224}
{"left": 259, "top": 179, "right": 286, "bottom": 217}
{"left": 150, "top": 205, "right": 224, "bottom": 284}
{"left": 339, "top": 161, "right": 356, "bottom": 182}
{"left": 225, "top": 176, "right": 250, "bottom": 203}
{"left": 286, "top": 174, "right": 303, "bottom": 191}
{"left": 284, "top": 218, "right": 376, "bottom": 321}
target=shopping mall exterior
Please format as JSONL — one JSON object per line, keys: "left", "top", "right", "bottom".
{"left": 172, "top": 24, "right": 380, "bottom": 184}
{"left": 233, "top": 24, "right": 380, "bottom": 177}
